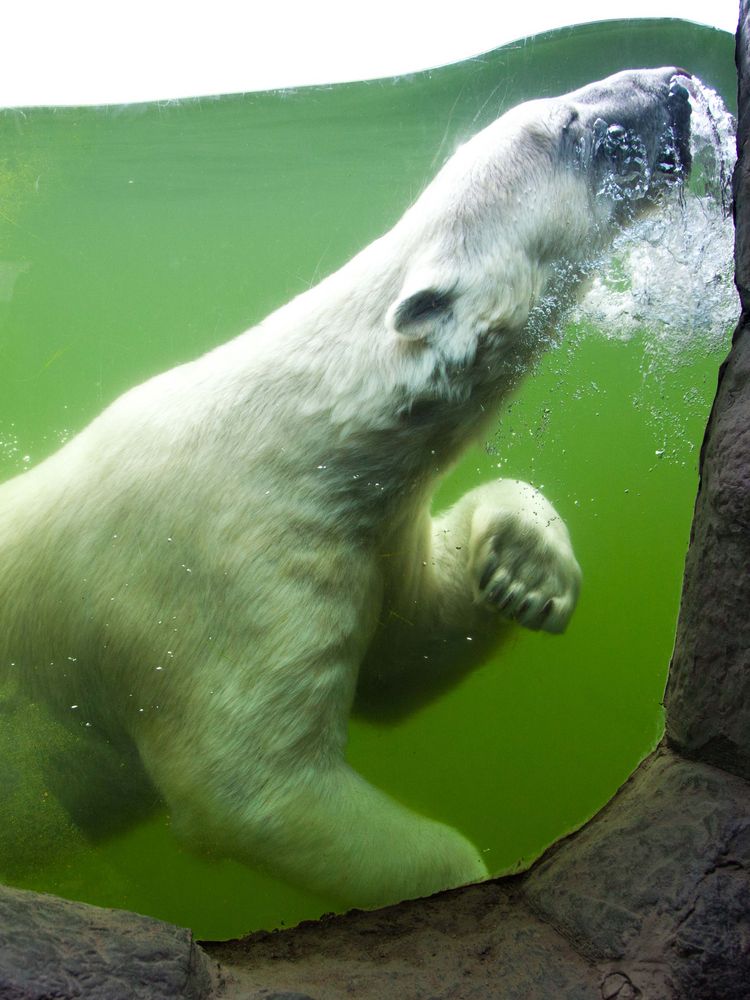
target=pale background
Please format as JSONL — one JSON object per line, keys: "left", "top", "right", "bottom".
{"left": 0, "top": 0, "right": 738, "bottom": 107}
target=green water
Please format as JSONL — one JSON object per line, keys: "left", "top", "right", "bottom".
{"left": 0, "top": 20, "right": 736, "bottom": 938}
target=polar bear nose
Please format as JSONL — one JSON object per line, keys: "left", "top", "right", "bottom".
{"left": 668, "top": 75, "right": 692, "bottom": 113}
{"left": 665, "top": 73, "right": 693, "bottom": 178}
{"left": 669, "top": 79, "right": 690, "bottom": 103}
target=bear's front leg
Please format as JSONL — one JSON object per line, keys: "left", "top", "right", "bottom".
{"left": 465, "top": 479, "right": 581, "bottom": 635}
{"left": 356, "top": 479, "right": 580, "bottom": 721}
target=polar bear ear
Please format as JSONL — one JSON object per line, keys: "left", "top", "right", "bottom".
{"left": 386, "top": 287, "right": 456, "bottom": 342}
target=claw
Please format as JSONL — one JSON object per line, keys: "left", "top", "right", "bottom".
{"left": 540, "top": 598, "right": 555, "bottom": 620}
{"left": 498, "top": 590, "right": 515, "bottom": 611}
{"left": 479, "top": 557, "right": 498, "bottom": 593}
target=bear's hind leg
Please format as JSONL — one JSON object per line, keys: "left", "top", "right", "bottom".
{"left": 135, "top": 663, "right": 487, "bottom": 908}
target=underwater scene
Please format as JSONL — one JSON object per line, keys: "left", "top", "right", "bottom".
{"left": 0, "top": 19, "right": 738, "bottom": 938}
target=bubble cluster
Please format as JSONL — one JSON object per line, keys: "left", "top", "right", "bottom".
{"left": 574, "top": 80, "right": 737, "bottom": 363}
{"left": 0, "top": 425, "right": 30, "bottom": 471}
{"left": 594, "top": 122, "right": 652, "bottom": 202}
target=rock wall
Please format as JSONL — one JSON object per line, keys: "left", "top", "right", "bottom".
{"left": 664, "top": 0, "right": 750, "bottom": 781}
{"left": 0, "top": 884, "right": 211, "bottom": 1000}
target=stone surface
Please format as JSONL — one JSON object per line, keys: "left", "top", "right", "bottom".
{"left": 207, "top": 881, "right": 601, "bottom": 1000}
{"left": 524, "top": 749, "right": 750, "bottom": 992}
{"left": 0, "top": 884, "right": 211, "bottom": 1000}
{"left": 524, "top": 750, "right": 750, "bottom": 955}
{"left": 664, "top": 0, "right": 750, "bottom": 783}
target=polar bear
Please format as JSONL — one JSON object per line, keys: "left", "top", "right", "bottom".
{"left": 0, "top": 68, "right": 692, "bottom": 908}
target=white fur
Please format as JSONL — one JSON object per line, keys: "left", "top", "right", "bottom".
{"left": 0, "top": 69, "right": 687, "bottom": 907}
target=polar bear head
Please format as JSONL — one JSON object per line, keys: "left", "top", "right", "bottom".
{"left": 385, "top": 68, "right": 692, "bottom": 370}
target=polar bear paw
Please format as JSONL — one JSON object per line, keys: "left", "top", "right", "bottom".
{"left": 468, "top": 481, "right": 581, "bottom": 634}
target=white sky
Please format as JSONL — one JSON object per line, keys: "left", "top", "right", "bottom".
{"left": 0, "top": 0, "right": 739, "bottom": 107}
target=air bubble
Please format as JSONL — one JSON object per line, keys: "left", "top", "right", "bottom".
{"left": 574, "top": 82, "right": 737, "bottom": 360}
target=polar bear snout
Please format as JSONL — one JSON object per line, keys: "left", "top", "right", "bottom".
{"left": 384, "top": 68, "right": 695, "bottom": 356}
{"left": 665, "top": 74, "right": 693, "bottom": 178}
{"left": 573, "top": 67, "right": 693, "bottom": 205}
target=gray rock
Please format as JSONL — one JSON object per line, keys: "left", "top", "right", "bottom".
{"left": 523, "top": 749, "right": 750, "bottom": 975}
{"left": 665, "top": 0, "right": 750, "bottom": 784}
{"left": 0, "top": 884, "right": 211, "bottom": 1000}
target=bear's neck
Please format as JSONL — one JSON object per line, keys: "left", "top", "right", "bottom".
{"left": 213, "top": 238, "right": 540, "bottom": 538}
{"left": 232, "top": 324, "right": 528, "bottom": 541}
